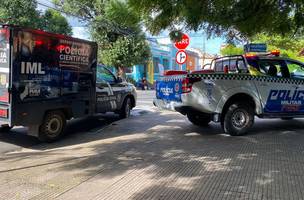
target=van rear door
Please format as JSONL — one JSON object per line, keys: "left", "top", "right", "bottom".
{"left": 0, "top": 27, "right": 11, "bottom": 124}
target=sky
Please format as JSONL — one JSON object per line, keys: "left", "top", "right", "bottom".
{"left": 37, "top": 0, "right": 224, "bottom": 54}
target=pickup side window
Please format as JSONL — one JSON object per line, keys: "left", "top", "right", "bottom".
{"left": 259, "top": 60, "right": 290, "bottom": 78}
{"left": 97, "top": 66, "right": 116, "bottom": 84}
{"left": 286, "top": 61, "right": 304, "bottom": 80}
{"left": 214, "top": 57, "right": 246, "bottom": 73}
{"left": 236, "top": 59, "right": 247, "bottom": 72}
{"left": 251, "top": 60, "right": 290, "bottom": 78}
{"left": 214, "top": 60, "right": 223, "bottom": 72}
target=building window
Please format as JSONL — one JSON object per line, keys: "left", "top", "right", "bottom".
{"left": 163, "top": 58, "right": 169, "bottom": 70}
{"left": 153, "top": 57, "right": 160, "bottom": 73}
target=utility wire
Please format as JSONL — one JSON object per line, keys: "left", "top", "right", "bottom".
{"left": 37, "top": 0, "right": 135, "bottom": 36}
{"left": 37, "top": 1, "right": 88, "bottom": 21}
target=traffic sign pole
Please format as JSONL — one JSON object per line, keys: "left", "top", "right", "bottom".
{"left": 174, "top": 33, "right": 190, "bottom": 70}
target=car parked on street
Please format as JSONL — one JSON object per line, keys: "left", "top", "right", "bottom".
{"left": 154, "top": 50, "right": 304, "bottom": 136}
{"left": 0, "top": 24, "right": 136, "bottom": 142}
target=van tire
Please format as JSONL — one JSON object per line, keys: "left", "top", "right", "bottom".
{"left": 38, "top": 111, "right": 66, "bottom": 142}
{"left": 119, "top": 98, "right": 131, "bottom": 119}
{"left": 187, "top": 113, "right": 211, "bottom": 126}
{"left": 222, "top": 103, "right": 254, "bottom": 136}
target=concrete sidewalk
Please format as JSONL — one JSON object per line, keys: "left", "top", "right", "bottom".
{"left": 1, "top": 108, "right": 304, "bottom": 199}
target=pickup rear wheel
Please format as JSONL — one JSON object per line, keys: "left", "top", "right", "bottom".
{"left": 119, "top": 98, "right": 131, "bottom": 119}
{"left": 222, "top": 103, "right": 254, "bottom": 136}
{"left": 39, "top": 111, "right": 66, "bottom": 142}
{"left": 187, "top": 113, "right": 211, "bottom": 126}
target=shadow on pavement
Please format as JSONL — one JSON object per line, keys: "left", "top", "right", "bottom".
{"left": 1, "top": 111, "right": 304, "bottom": 199}
{"left": 0, "top": 114, "right": 120, "bottom": 150}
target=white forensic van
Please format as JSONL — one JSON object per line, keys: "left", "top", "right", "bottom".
{"left": 154, "top": 51, "right": 304, "bottom": 136}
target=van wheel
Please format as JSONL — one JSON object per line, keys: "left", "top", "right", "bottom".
{"left": 187, "top": 113, "right": 211, "bottom": 126}
{"left": 222, "top": 103, "right": 254, "bottom": 136}
{"left": 119, "top": 98, "right": 131, "bottom": 119}
{"left": 39, "top": 111, "right": 66, "bottom": 142}
{"left": 0, "top": 125, "right": 13, "bottom": 132}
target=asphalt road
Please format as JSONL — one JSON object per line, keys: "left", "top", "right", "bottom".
{"left": 0, "top": 90, "right": 155, "bottom": 155}
{"left": 1, "top": 90, "right": 303, "bottom": 156}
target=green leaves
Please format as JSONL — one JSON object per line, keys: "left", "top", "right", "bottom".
{"left": 41, "top": 9, "right": 73, "bottom": 35}
{"left": 128, "top": 0, "right": 304, "bottom": 40}
{"left": 0, "top": 0, "right": 40, "bottom": 28}
{"left": 221, "top": 33, "right": 304, "bottom": 62}
{"left": 56, "top": 0, "right": 151, "bottom": 70}
{"left": 220, "top": 44, "right": 244, "bottom": 56}
{"left": 0, "top": 0, "right": 72, "bottom": 35}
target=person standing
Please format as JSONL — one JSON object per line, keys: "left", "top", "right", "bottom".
{"left": 142, "top": 77, "right": 148, "bottom": 90}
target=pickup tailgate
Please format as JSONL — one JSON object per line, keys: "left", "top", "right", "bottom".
{"left": 156, "top": 76, "right": 184, "bottom": 102}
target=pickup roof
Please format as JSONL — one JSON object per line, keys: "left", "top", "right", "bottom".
{"left": 154, "top": 52, "right": 304, "bottom": 136}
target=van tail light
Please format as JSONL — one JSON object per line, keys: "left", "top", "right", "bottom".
{"left": 182, "top": 77, "right": 201, "bottom": 93}
{"left": 0, "top": 91, "right": 9, "bottom": 103}
{"left": 0, "top": 109, "right": 8, "bottom": 118}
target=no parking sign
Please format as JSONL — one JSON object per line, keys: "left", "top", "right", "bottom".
{"left": 175, "top": 50, "right": 187, "bottom": 65}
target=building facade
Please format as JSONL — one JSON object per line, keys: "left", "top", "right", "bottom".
{"left": 126, "top": 38, "right": 213, "bottom": 85}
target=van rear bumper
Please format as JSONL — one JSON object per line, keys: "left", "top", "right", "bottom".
{"left": 0, "top": 118, "right": 11, "bottom": 126}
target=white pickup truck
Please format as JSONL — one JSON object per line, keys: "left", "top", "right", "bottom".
{"left": 154, "top": 52, "right": 304, "bottom": 136}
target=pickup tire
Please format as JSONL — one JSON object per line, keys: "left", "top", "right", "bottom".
{"left": 119, "top": 97, "right": 131, "bottom": 119}
{"left": 38, "top": 111, "right": 66, "bottom": 142}
{"left": 187, "top": 113, "right": 211, "bottom": 126}
{"left": 222, "top": 103, "right": 254, "bottom": 136}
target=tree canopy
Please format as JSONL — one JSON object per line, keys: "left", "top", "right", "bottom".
{"left": 128, "top": 0, "right": 304, "bottom": 41}
{"left": 0, "top": 0, "right": 40, "bottom": 28}
{"left": 220, "top": 44, "right": 243, "bottom": 56}
{"left": 40, "top": 9, "right": 73, "bottom": 35}
{"left": 0, "top": 0, "right": 72, "bottom": 35}
{"left": 220, "top": 34, "right": 304, "bottom": 62}
{"left": 54, "top": 0, "right": 150, "bottom": 75}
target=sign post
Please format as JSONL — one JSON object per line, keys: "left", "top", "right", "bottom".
{"left": 174, "top": 33, "right": 190, "bottom": 70}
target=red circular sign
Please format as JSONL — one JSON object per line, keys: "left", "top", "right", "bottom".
{"left": 174, "top": 34, "right": 190, "bottom": 50}
{"left": 175, "top": 50, "right": 187, "bottom": 65}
